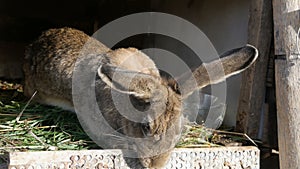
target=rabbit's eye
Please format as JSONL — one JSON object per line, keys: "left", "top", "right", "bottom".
{"left": 130, "top": 95, "right": 151, "bottom": 111}
{"left": 141, "top": 123, "right": 151, "bottom": 136}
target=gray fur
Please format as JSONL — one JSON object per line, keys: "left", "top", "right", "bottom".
{"left": 23, "top": 27, "right": 258, "bottom": 168}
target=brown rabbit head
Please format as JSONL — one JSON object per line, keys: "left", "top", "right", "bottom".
{"left": 97, "top": 63, "right": 182, "bottom": 166}
{"left": 96, "top": 45, "right": 258, "bottom": 168}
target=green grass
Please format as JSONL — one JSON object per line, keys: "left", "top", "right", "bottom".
{"left": 0, "top": 102, "right": 98, "bottom": 151}
{"left": 176, "top": 124, "right": 219, "bottom": 148}
{"left": 0, "top": 80, "right": 99, "bottom": 154}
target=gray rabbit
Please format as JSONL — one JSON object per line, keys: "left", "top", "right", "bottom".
{"left": 23, "top": 27, "right": 258, "bottom": 168}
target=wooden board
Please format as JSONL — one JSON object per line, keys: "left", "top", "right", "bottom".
{"left": 273, "top": 0, "right": 300, "bottom": 168}
{"left": 275, "top": 60, "right": 300, "bottom": 169}
{"left": 236, "top": 0, "right": 272, "bottom": 139}
{"left": 273, "top": 0, "right": 300, "bottom": 55}
{"left": 3, "top": 147, "right": 260, "bottom": 169}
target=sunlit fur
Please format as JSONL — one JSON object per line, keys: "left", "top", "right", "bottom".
{"left": 23, "top": 28, "right": 258, "bottom": 168}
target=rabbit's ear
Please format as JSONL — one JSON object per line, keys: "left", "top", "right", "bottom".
{"left": 179, "top": 45, "right": 258, "bottom": 98}
{"left": 98, "top": 64, "right": 156, "bottom": 98}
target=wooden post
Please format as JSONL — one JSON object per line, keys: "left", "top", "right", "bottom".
{"left": 236, "top": 0, "right": 272, "bottom": 138}
{"left": 273, "top": 0, "right": 300, "bottom": 168}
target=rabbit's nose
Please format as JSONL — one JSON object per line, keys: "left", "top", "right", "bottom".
{"left": 153, "top": 134, "right": 161, "bottom": 141}
{"left": 140, "top": 158, "right": 152, "bottom": 168}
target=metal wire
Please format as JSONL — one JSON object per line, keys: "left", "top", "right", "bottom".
{"left": 297, "top": 27, "right": 300, "bottom": 55}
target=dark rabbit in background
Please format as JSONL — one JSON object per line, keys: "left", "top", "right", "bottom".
{"left": 23, "top": 27, "right": 258, "bottom": 168}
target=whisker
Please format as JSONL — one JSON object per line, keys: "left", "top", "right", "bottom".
{"left": 114, "top": 124, "right": 130, "bottom": 132}
{"left": 132, "top": 159, "right": 142, "bottom": 168}
{"left": 103, "top": 133, "right": 125, "bottom": 140}
{"left": 125, "top": 157, "right": 143, "bottom": 168}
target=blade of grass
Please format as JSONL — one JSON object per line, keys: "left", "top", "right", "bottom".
{"left": 16, "top": 91, "right": 37, "bottom": 123}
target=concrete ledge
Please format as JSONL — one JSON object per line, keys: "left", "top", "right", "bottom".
{"left": 6, "top": 146, "right": 259, "bottom": 169}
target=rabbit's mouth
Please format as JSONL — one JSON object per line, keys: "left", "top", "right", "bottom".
{"left": 134, "top": 127, "right": 181, "bottom": 168}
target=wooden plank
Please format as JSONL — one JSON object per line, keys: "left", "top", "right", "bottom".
{"left": 236, "top": 0, "right": 272, "bottom": 139}
{"left": 275, "top": 60, "right": 300, "bottom": 168}
{"left": 273, "top": 0, "right": 300, "bottom": 168}
{"left": 273, "top": 0, "right": 300, "bottom": 55}
{"left": 5, "top": 147, "right": 260, "bottom": 169}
